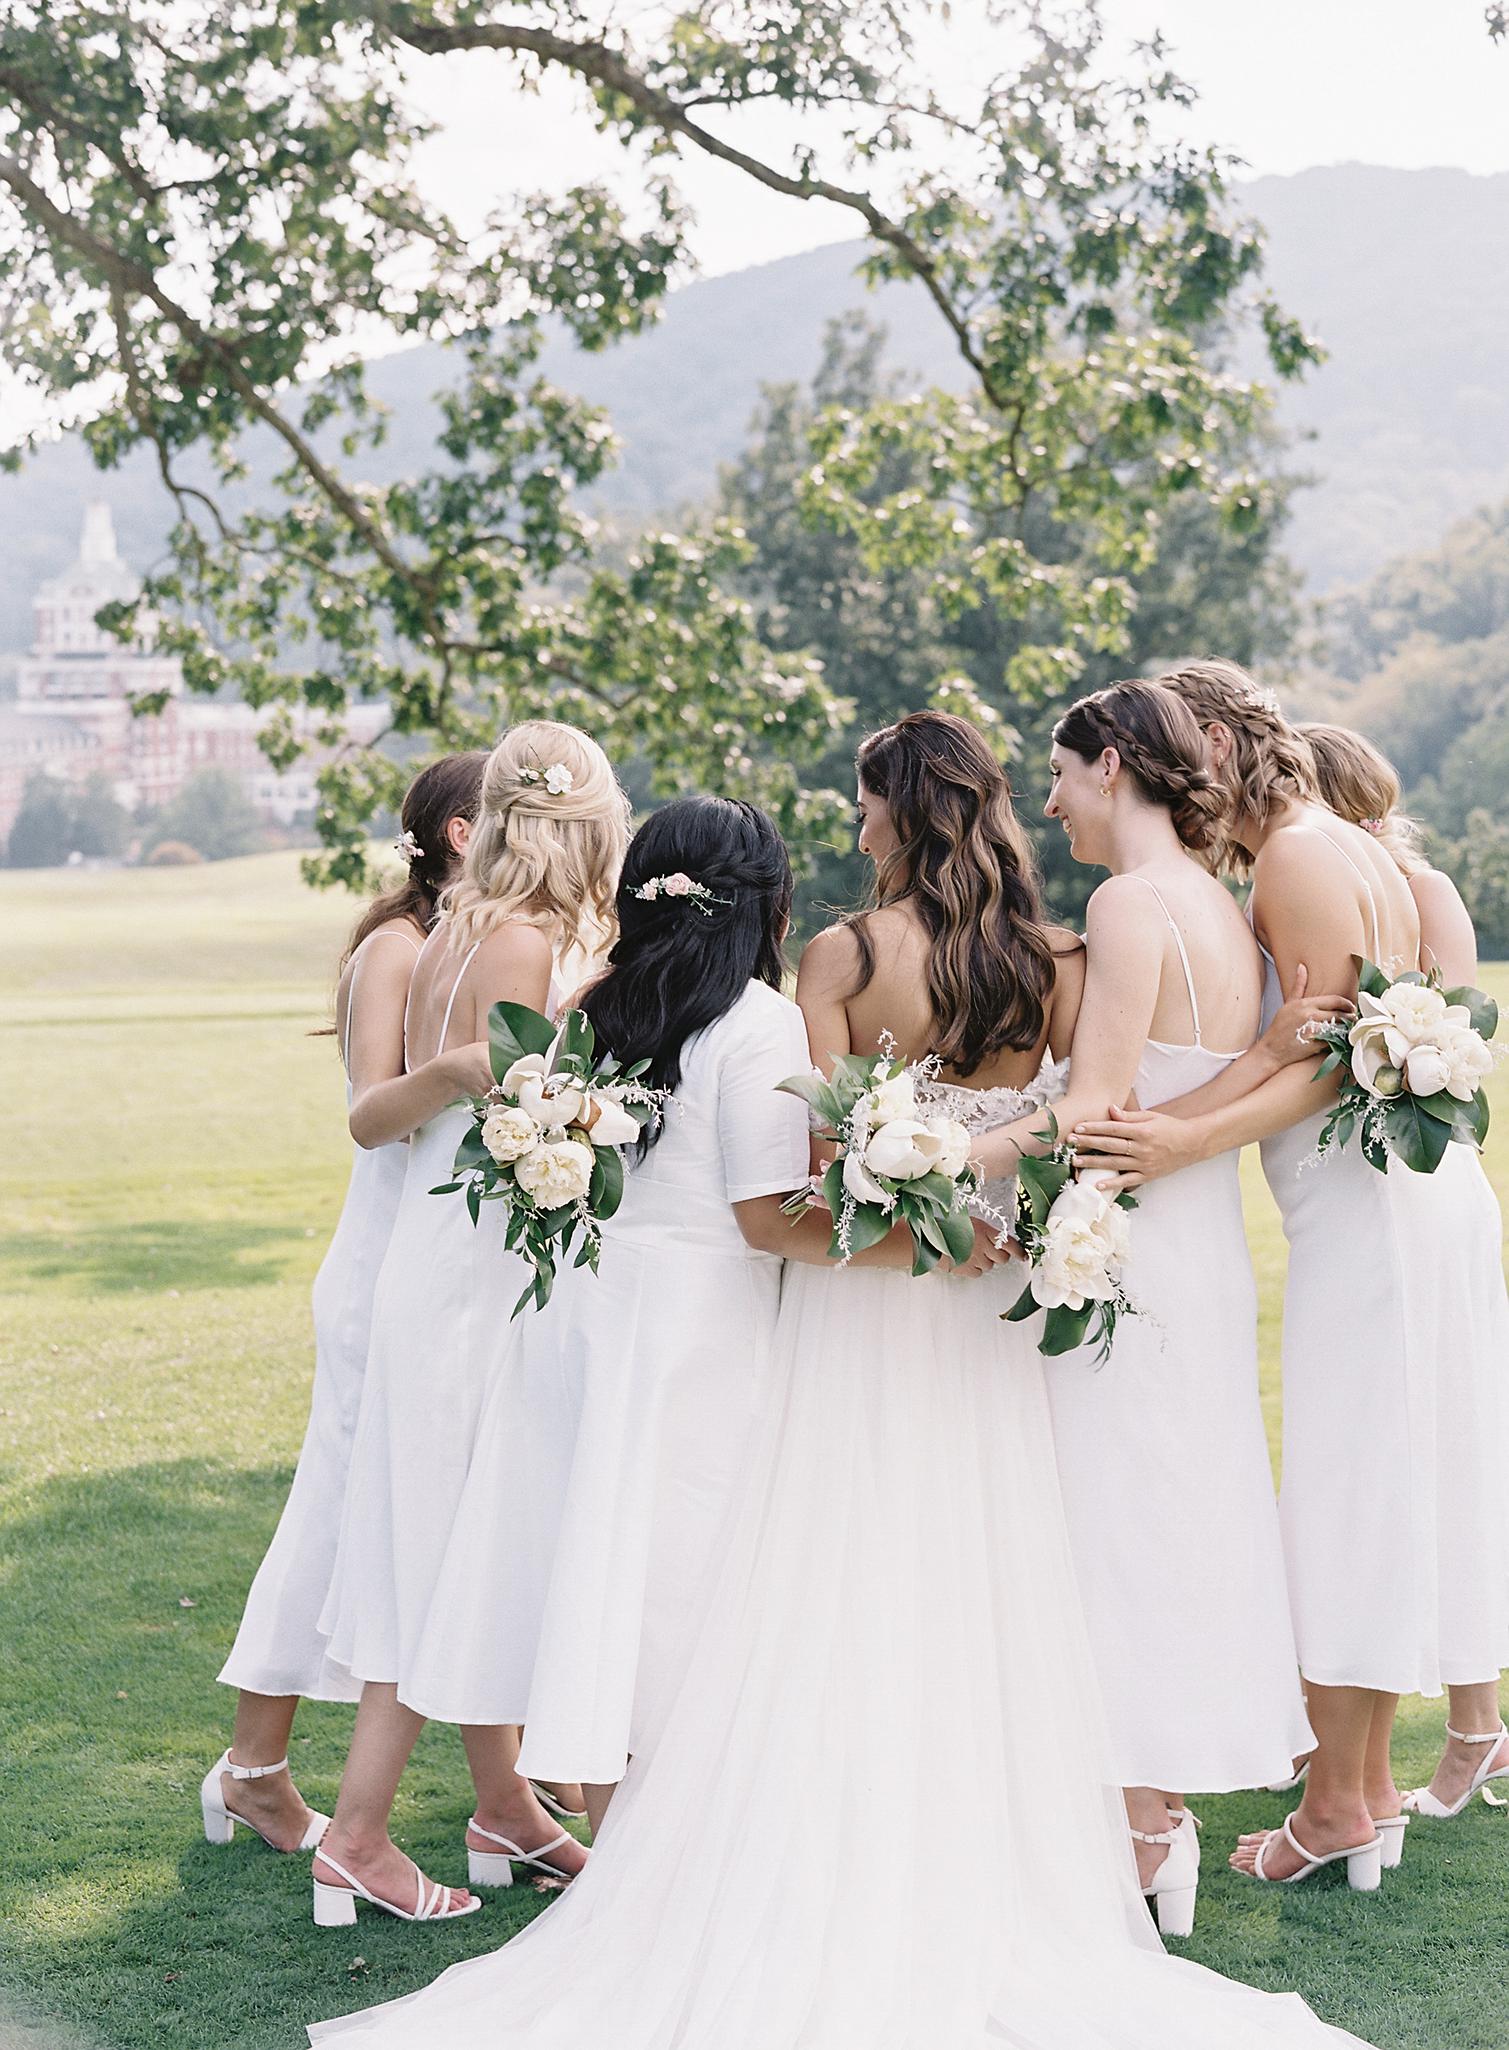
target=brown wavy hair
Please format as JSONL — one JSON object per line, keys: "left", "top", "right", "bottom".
{"left": 851, "top": 710, "right": 1055, "bottom": 1075}
{"left": 1156, "top": 658, "right": 1318, "bottom": 873}
{"left": 1053, "top": 680, "right": 1225, "bottom": 855}
{"left": 1297, "top": 722, "right": 1427, "bottom": 876}
{"left": 343, "top": 752, "right": 489, "bottom": 964}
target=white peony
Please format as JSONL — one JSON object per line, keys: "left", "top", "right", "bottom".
{"left": 514, "top": 1137, "right": 595, "bottom": 1207}
{"left": 1441, "top": 1026, "right": 1494, "bottom": 1102}
{"left": 1030, "top": 1179, "right": 1128, "bottom": 1311}
{"left": 842, "top": 1145, "right": 892, "bottom": 1208}
{"left": 504, "top": 1051, "right": 588, "bottom": 1130}
{"left": 582, "top": 1089, "right": 640, "bottom": 1148}
{"left": 866, "top": 1073, "right": 917, "bottom": 1124}
{"left": 1377, "top": 981, "right": 1451, "bottom": 1044}
{"left": 863, "top": 1117, "right": 947, "bottom": 1182}
{"left": 500, "top": 1052, "right": 548, "bottom": 1097}
{"left": 480, "top": 1104, "right": 540, "bottom": 1164}
{"left": 924, "top": 1115, "right": 973, "bottom": 1180}
{"left": 1401, "top": 1041, "right": 1451, "bottom": 1099}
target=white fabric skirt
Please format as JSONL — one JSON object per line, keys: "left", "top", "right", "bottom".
{"left": 402, "top": 1227, "right": 783, "bottom": 1783}
{"left": 317, "top": 1107, "right": 530, "bottom": 1692}
{"left": 218, "top": 1137, "right": 408, "bottom": 1703}
{"left": 1044, "top": 1147, "right": 1313, "bottom": 1791}
{"left": 1265, "top": 1117, "right": 1509, "bottom": 1693}
{"left": 310, "top": 1258, "right": 1371, "bottom": 2050}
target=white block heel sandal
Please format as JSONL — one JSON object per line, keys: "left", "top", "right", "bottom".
{"left": 200, "top": 1752, "right": 328, "bottom": 1852}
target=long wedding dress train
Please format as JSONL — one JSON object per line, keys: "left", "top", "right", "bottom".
{"left": 309, "top": 1083, "right": 1371, "bottom": 2050}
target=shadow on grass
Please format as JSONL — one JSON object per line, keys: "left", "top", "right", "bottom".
{"left": 0, "top": 1461, "right": 552, "bottom": 2050}
{"left": 0, "top": 1222, "right": 301, "bottom": 1295}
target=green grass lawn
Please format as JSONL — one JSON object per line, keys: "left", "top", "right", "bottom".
{"left": 2, "top": 853, "right": 1507, "bottom": 2050}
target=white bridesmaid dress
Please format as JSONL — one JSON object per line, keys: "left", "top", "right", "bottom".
{"left": 1258, "top": 843, "right": 1509, "bottom": 1694}
{"left": 218, "top": 926, "right": 420, "bottom": 1703}
{"left": 400, "top": 979, "right": 812, "bottom": 1785}
{"left": 317, "top": 938, "right": 534, "bottom": 1693}
{"left": 1043, "top": 879, "right": 1313, "bottom": 1792}
{"left": 309, "top": 1075, "right": 1371, "bottom": 2050}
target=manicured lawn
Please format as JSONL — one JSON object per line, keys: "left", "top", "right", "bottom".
{"left": 2, "top": 854, "right": 1506, "bottom": 2050}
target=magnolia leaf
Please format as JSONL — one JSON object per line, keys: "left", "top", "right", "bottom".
{"left": 593, "top": 1143, "right": 625, "bottom": 1219}
{"left": 845, "top": 1202, "right": 895, "bottom": 1256}
{"left": 1355, "top": 957, "right": 1392, "bottom": 1000}
{"left": 465, "top": 1182, "right": 481, "bottom": 1226}
{"left": 939, "top": 1204, "right": 977, "bottom": 1266}
{"left": 488, "top": 1000, "right": 557, "bottom": 1078}
{"left": 1041, "top": 1303, "right": 1094, "bottom": 1356}
{"left": 1386, "top": 1097, "right": 1452, "bottom": 1174}
{"left": 910, "top": 1235, "right": 942, "bottom": 1276}
{"left": 1442, "top": 986, "right": 1499, "bottom": 1039}
{"left": 1002, "top": 1282, "right": 1039, "bottom": 1324}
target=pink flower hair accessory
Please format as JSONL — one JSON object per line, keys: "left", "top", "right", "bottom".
{"left": 630, "top": 872, "right": 732, "bottom": 917}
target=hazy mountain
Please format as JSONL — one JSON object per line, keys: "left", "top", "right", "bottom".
{"left": 2, "top": 163, "right": 1507, "bottom": 654}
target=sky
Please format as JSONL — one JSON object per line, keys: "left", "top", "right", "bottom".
{"left": 401, "top": 0, "right": 1509, "bottom": 279}
{"left": 3, "top": 0, "right": 1505, "bottom": 441}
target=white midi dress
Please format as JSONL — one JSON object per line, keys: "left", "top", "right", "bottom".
{"left": 400, "top": 979, "right": 812, "bottom": 1784}
{"left": 310, "top": 1075, "right": 1372, "bottom": 2050}
{"left": 317, "top": 940, "right": 534, "bottom": 1694}
{"left": 1260, "top": 843, "right": 1509, "bottom": 1694}
{"left": 1043, "top": 879, "right": 1313, "bottom": 1792}
{"left": 219, "top": 926, "right": 420, "bottom": 1702}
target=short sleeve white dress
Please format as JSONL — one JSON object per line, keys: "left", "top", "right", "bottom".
{"left": 400, "top": 979, "right": 812, "bottom": 1785}
{"left": 218, "top": 926, "right": 420, "bottom": 1703}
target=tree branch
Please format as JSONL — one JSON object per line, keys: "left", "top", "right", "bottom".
{"left": 383, "top": 8, "right": 1004, "bottom": 407}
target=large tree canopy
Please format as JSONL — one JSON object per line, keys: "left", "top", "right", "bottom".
{"left": 0, "top": 0, "right": 1318, "bottom": 887}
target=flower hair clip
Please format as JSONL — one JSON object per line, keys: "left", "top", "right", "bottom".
{"left": 631, "top": 872, "right": 732, "bottom": 918}
{"left": 394, "top": 828, "right": 424, "bottom": 862}
{"left": 519, "top": 762, "right": 575, "bottom": 796}
{"left": 1360, "top": 817, "right": 1385, "bottom": 835}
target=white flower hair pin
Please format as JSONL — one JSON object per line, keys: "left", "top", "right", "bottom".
{"left": 394, "top": 828, "right": 424, "bottom": 861}
{"left": 519, "top": 762, "right": 576, "bottom": 796}
{"left": 631, "top": 872, "right": 731, "bottom": 918}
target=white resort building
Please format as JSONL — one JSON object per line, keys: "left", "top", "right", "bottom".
{"left": 0, "top": 502, "right": 386, "bottom": 843}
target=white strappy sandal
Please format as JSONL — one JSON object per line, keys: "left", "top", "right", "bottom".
{"left": 1401, "top": 1722, "right": 1509, "bottom": 1818}
{"left": 311, "top": 1848, "right": 483, "bottom": 1927}
{"left": 1246, "top": 1815, "right": 1383, "bottom": 1892}
{"left": 1372, "top": 1813, "right": 1410, "bottom": 1869}
{"left": 200, "top": 1751, "right": 328, "bottom": 1852}
{"left": 466, "top": 1817, "right": 587, "bottom": 1889}
{"left": 1130, "top": 1820, "right": 1200, "bottom": 1937}
{"left": 529, "top": 1778, "right": 589, "bottom": 1824}
{"left": 1265, "top": 1757, "right": 1311, "bottom": 1794}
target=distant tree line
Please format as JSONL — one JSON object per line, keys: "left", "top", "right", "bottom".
{"left": 4, "top": 768, "right": 265, "bottom": 868}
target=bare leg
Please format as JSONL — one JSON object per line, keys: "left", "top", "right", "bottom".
{"left": 222, "top": 1691, "right": 316, "bottom": 1851}
{"left": 1362, "top": 1693, "right": 1402, "bottom": 1819}
{"left": 1124, "top": 1787, "right": 1182, "bottom": 1889}
{"left": 314, "top": 1683, "right": 475, "bottom": 1910}
{"left": 461, "top": 1725, "right": 589, "bottom": 1877}
{"left": 512, "top": 1728, "right": 586, "bottom": 1820}
{"left": 583, "top": 1782, "right": 618, "bottom": 1838}
{"left": 1231, "top": 1681, "right": 1378, "bottom": 1878}
{"left": 1411, "top": 1679, "right": 1509, "bottom": 1808}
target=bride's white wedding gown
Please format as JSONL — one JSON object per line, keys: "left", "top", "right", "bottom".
{"left": 308, "top": 1078, "right": 1373, "bottom": 2050}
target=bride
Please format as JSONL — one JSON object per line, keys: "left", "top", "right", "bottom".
{"left": 309, "top": 710, "right": 1372, "bottom": 2049}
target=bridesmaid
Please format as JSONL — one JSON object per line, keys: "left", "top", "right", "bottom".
{"left": 1299, "top": 722, "right": 1481, "bottom": 988}
{"left": 1074, "top": 660, "right": 1509, "bottom": 1882}
{"left": 401, "top": 798, "right": 833, "bottom": 1840}
{"left": 203, "top": 752, "right": 486, "bottom": 1855}
{"left": 311, "top": 721, "right": 629, "bottom": 1927}
{"left": 968, "top": 680, "right": 1318, "bottom": 1929}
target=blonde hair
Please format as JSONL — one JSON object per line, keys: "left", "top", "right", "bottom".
{"left": 1297, "top": 722, "right": 1427, "bottom": 876}
{"left": 442, "top": 721, "right": 630, "bottom": 955}
{"left": 1156, "top": 658, "right": 1318, "bottom": 874}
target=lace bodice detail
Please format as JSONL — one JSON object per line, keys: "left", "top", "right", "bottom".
{"left": 917, "top": 1056, "right": 1069, "bottom": 1136}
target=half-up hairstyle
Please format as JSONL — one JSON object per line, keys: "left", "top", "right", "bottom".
{"left": 582, "top": 797, "right": 793, "bottom": 1148}
{"left": 343, "top": 751, "right": 488, "bottom": 964}
{"left": 852, "top": 710, "right": 1054, "bottom": 1075}
{"left": 1053, "top": 680, "right": 1225, "bottom": 855}
{"left": 443, "top": 720, "right": 630, "bottom": 957}
{"left": 1156, "top": 658, "right": 1318, "bottom": 873}
{"left": 1298, "top": 722, "right": 1427, "bottom": 876}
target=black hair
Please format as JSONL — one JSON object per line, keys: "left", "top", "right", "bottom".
{"left": 582, "top": 796, "right": 793, "bottom": 1147}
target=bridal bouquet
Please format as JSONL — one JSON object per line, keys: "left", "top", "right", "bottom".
{"left": 776, "top": 1043, "right": 987, "bottom": 1274}
{"left": 431, "top": 1002, "right": 664, "bottom": 1315}
{"left": 1308, "top": 959, "right": 1498, "bottom": 1174}
{"left": 1003, "top": 1116, "right": 1137, "bottom": 1361}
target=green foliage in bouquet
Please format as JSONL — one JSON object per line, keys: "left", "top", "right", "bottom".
{"left": 1003, "top": 1115, "right": 1138, "bottom": 1361}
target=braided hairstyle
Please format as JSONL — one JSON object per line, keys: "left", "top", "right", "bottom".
{"left": 582, "top": 796, "right": 793, "bottom": 1150}
{"left": 1156, "top": 658, "right": 1318, "bottom": 874}
{"left": 1053, "top": 680, "right": 1225, "bottom": 855}
{"left": 342, "top": 752, "right": 488, "bottom": 964}
{"left": 851, "top": 710, "right": 1056, "bottom": 1074}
